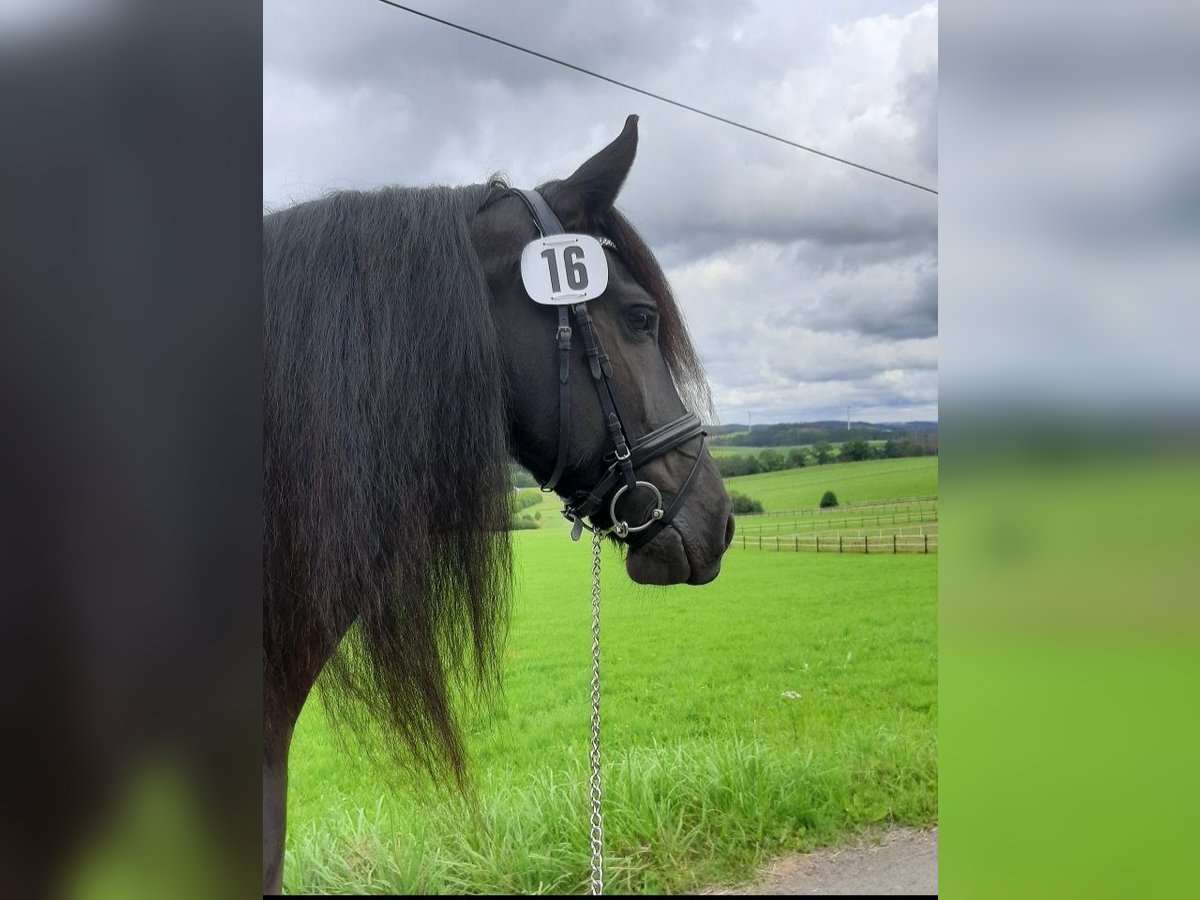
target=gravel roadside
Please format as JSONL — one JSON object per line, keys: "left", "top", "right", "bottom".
{"left": 698, "top": 826, "right": 938, "bottom": 896}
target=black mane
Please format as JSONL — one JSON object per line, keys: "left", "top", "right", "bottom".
{"left": 263, "top": 184, "right": 511, "bottom": 784}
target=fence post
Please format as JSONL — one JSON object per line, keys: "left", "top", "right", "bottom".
{"left": 742, "top": 533, "right": 745, "bottom": 550}
{"left": 758, "top": 535, "right": 762, "bottom": 550}
{"left": 775, "top": 536, "right": 779, "bottom": 551}
{"left": 816, "top": 536, "right": 820, "bottom": 553}
{"left": 893, "top": 534, "right": 897, "bottom": 554}
{"left": 839, "top": 535, "right": 843, "bottom": 553}
{"left": 924, "top": 533, "right": 928, "bottom": 554}
{"left": 794, "top": 535, "right": 798, "bottom": 552}
{"left": 864, "top": 535, "right": 869, "bottom": 554}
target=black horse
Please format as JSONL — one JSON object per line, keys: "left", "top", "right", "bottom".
{"left": 262, "top": 116, "right": 734, "bottom": 892}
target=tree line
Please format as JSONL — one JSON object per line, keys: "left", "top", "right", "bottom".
{"left": 715, "top": 432, "right": 937, "bottom": 478}
{"left": 711, "top": 420, "right": 936, "bottom": 448}
{"left": 511, "top": 429, "right": 937, "bottom": 488}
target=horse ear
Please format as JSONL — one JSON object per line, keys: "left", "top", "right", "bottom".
{"left": 543, "top": 114, "right": 639, "bottom": 229}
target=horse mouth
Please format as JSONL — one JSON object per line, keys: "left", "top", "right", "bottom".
{"left": 625, "top": 523, "right": 723, "bottom": 586}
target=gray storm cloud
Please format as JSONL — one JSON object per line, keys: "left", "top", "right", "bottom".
{"left": 264, "top": 0, "right": 938, "bottom": 423}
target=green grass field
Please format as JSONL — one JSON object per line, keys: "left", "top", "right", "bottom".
{"left": 726, "top": 457, "right": 938, "bottom": 511}
{"left": 516, "top": 456, "right": 939, "bottom": 533}
{"left": 283, "top": 459, "right": 938, "bottom": 894}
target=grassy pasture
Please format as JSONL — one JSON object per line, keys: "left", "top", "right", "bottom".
{"left": 283, "top": 455, "right": 938, "bottom": 893}
{"left": 513, "top": 486, "right": 570, "bottom": 525}
{"left": 735, "top": 499, "right": 938, "bottom": 531}
{"left": 726, "top": 457, "right": 938, "bottom": 511}
{"left": 516, "top": 456, "right": 939, "bottom": 532}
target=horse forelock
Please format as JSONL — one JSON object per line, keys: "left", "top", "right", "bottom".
{"left": 599, "top": 208, "right": 716, "bottom": 424}
{"left": 263, "top": 183, "right": 511, "bottom": 786}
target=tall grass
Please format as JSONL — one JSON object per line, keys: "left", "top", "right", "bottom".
{"left": 286, "top": 732, "right": 935, "bottom": 895}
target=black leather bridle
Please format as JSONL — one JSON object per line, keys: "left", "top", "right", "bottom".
{"left": 512, "top": 188, "right": 708, "bottom": 545}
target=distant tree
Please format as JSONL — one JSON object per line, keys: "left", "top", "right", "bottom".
{"left": 814, "top": 441, "right": 832, "bottom": 465}
{"left": 509, "top": 491, "right": 542, "bottom": 514}
{"left": 758, "top": 449, "right": 785, "bottom": 472}
{"left": 716, "top": 454, "right": 765, "bottom": 477}
{"left": 819, "top": 490, "right": 839, "bottom": 508}
{"left": 841, "top": 439, "right": 874, "bottom": 461}
{"left": 713, "top": 455, "right": 737, "bottom": 477}
{"left": 729, "top": 492, "right": 764, "bottom": 514}
{"left": 511, "top": 465, "right": 539, "bottom": 488}
{"left": 710, "top": 421, "right": 936, "bottom": 450}
{"left": 881, "top": 433, "right": 938, "bottom": 458}
{"left": 786, "top": 448, "right": 807, "bottom": 468}
{"left": 508, "top": 492, "right": 543, "bottom": 530}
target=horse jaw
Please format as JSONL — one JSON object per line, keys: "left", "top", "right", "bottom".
{"left": 625, "top": 525, "right": 723, "bottom": 586}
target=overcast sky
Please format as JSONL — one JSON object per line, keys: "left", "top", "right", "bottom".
{"left": 264, "top": 0, "right": 938, "bottom": 425}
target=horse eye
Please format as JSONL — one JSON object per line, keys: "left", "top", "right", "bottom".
{"left": 625, "top": 309, "right": 656, "bottom": 334}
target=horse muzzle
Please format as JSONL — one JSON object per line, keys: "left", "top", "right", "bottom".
{"left": 624, "top": 486, "right": 734, "bottom": 586}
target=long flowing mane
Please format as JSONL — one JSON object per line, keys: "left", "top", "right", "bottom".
{"left": 263, "top": 184, "right": 511, "bottom": 784}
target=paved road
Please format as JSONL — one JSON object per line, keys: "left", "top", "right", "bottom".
{"left": 700, "top": 827, "right": 938, "bottom": 896}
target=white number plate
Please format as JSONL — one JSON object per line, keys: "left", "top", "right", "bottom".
{"left": 520, "top": 234, "right": 609, "bottom": 305}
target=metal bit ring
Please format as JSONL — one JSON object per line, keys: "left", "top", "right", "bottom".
{"left": 608, "top": 481, "right": 664, "bottom": 537}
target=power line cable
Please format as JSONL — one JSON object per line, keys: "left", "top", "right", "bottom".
{"left": 371, "top": 0, "right": 938, "bottom": 195}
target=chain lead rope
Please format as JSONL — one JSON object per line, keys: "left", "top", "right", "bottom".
{"left": 588, "top": 528, "right": 605, "bottom": 895}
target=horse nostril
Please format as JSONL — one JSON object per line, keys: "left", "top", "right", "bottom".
{"left": 724, "top": 513, "right": 736, "bottom": 549}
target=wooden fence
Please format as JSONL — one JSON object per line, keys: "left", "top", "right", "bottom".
{"left": 736, "top": 509, "right": 938, "bottom": 537}
{"left": 737, "top": 532, "right": 938, "bottom": 554}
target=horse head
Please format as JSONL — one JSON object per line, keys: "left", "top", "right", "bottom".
{"left": 471, "top": 116, "right": 734, "bottom": 585}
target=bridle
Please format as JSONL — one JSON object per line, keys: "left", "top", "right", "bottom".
{"left": 511, "top": 188, "right": 708, "bottom": 546}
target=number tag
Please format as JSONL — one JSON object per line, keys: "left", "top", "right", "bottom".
{"left": 520, "top": 234, "right": 609, "bottom": 305}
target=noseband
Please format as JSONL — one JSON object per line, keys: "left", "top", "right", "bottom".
{"left": 512, "top": 188, "right": 707, "bottom": 545}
